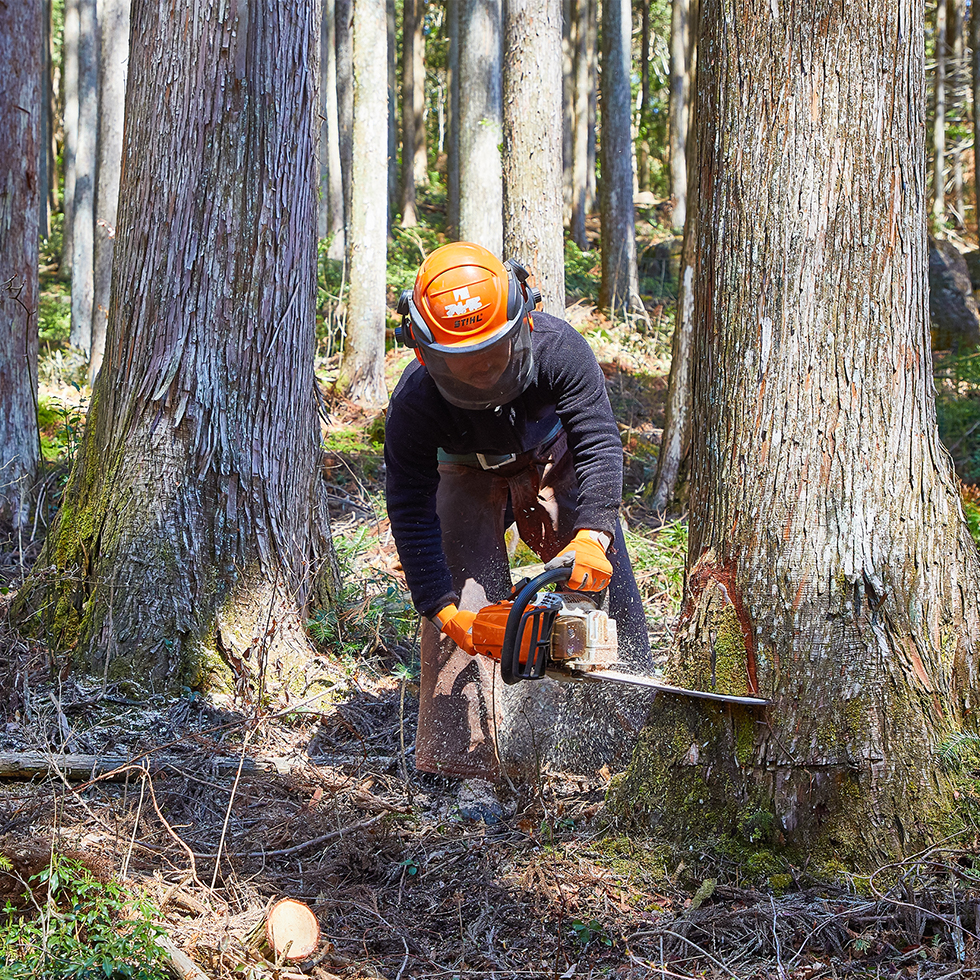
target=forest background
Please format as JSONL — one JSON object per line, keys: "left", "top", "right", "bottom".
{"left": 3, "top": 0, "right": 980, "bottom": 978}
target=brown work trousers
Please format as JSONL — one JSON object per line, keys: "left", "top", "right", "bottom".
{"left": 415, "top": 433, "right": 653, "bottom": 782}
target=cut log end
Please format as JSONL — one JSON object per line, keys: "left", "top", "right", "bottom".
{"left": 265, "top": 898, "right": 320, "bottom": 961}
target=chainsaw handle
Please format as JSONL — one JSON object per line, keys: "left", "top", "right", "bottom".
{"left": 500, "top": 566, "right": 572, "bottom": 685}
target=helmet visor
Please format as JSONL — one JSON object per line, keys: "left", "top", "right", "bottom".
{"left": 416, "top": 309, "right": 533, "bottom": 410}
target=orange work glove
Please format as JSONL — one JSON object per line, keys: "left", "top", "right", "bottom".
{"left": 432, "top": 603, "right": 478, "bottom": 655}
{"left": 546, "top": 529, "right": 613, "bottom": 591}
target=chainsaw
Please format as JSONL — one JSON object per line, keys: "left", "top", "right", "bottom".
{"left": 466, "top": 567, "right": 769, "bottom": 707}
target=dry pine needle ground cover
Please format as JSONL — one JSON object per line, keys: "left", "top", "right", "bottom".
{"left": 1, "top": 326, "right": 979, "bottom": 979}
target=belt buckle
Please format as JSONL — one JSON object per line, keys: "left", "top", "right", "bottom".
{"left": 476, "top": 452, "right": 517, "bottom": 470}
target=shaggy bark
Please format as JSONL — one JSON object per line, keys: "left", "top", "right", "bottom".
{"left": 14, "top": 0, "right": 329, "bottom": 696}
{"left": 612, "top": 0, "right": 980, "bottom": 867}
{"left": 0, "top": 0, "right": 41, "bottom": 532}
{"left": 503, "top": 0, "right": 565, "bottom": 314}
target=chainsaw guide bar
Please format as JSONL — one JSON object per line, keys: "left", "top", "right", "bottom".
{"left": 547, "top": 667, "right": 770, "bottom": 706}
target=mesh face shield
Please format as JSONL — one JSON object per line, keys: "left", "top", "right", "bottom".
{"left": 407, "top": 303, "right": 534, "bottom": 410}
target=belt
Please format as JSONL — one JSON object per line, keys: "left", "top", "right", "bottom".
{"left": 438, "top": 422, "right": 563, "bottom": 471}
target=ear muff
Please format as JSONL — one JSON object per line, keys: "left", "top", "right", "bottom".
{"left": 504, "top": 259, "right": 542, "bottom": 319}
{"left": 396, "top": 289, "right": 419, "bottom": 348}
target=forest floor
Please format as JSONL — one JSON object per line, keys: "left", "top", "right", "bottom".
{"left": 2, "top": 306, "right": 980, "bottom": 979}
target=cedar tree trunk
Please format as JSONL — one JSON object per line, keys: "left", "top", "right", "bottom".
{"left": 15, "top": 0, "right": 328, "bottom": 696}
{"left": 611, "top": 0, "right": 980, "bottom": 869}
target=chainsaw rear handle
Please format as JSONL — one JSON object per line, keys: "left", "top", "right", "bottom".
{"left": 500, "top": 566, "right": 572, "bottom": 685}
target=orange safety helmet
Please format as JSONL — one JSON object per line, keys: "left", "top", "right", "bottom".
{"left": 396, "top": 242, "right": 541, "bottom": 410}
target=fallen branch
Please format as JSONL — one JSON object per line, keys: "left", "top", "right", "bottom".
{"left": 0, "top": 750, "right": 296, "bottom": 782}
{"left": 155, "top": 933, "right": 211, "bottom": 980}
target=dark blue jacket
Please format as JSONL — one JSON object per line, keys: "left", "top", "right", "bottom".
{"left": 384, "top": 312, "right": 623, "bottom": 617}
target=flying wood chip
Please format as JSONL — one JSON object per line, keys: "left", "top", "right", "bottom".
{"left": 265, "top": 898, "right": 320, "bottom": 961}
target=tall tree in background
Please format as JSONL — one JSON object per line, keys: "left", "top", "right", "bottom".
{"left": 0, "top": 0, "right": 41, "bottom": 533}
{"left": 503, "top": 0, "right": 565, "bottom": 313}
{"left": 637, "top": 0, "right": 651, "bottom": 192}
{"left": 947, "top": 0, "right": 966, "bottom": 226}
{"left": 446, "top": 0, "right": 460, "bottom": 237}
{"left": 971, "top": 0, "right": 980, "bottom": 236}
{"left": 933, "top": 0, "right": 948, "bottom": 227}
{"left": 39, "top": 0, "right": 55, "bottom": 239}
{"left": 340, "top": 0, "right": 389, "bottom": 407}
{"left": 458, "top": 0, "right": 503, "bottom": 253}
{"left": 568, "top": 0, "right": 595, "bottom": 250}
{"left": 15, "top": 0, "right": 328, "bottom": 692}
{"left": 336, "top": 0, "right": 354, "bottom": 230}
{"left": 62, "top": 0, "right": 79, "bottom": 274}
{"left": 400, "top": 0, "right": 424, "bottom": 227}
{"left": 615, "top": 0, "right": 980, "bottom": 865}
{"left": 320, "top": 0, "right": 346, "bottom": 259}
{"left": 387, "top": 0, "right": 398, "bottom": 224}
{"left": 90, "top": 0, "right": 131, "bottom": 382}
{"left": 598, "top": 0, "right": 645, "bottom": 316}
{"left": 70, "top": 0, "right": 97, "bottom": 354}
{"left": 669, "top": 0, "right": 696, "bottom": 233}
{"left": 650, "top": 0, "right": 700, "bottom": 509}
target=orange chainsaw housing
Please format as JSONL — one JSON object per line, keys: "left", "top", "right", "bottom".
{"left": 471, "top": 601, "right": 542, "bottom": 666}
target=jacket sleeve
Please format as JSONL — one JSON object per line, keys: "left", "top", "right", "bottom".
{"left": 384, "top": 393, "right": 458, "bottom": 618}
{"left": 546, "top": 321, "right": 623, "bottom": 537}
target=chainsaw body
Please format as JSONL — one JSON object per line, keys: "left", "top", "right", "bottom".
{"left": 470, "top": 567, "right": 619, "bottom": 684}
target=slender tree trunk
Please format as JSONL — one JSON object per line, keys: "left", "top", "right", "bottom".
{"left": 400, "top": 0, "right": 421, "bottom": 227}
{"left": 569, "top": 0, "right": 594, "bottom": 250}
{"left": 15, "top": 0, "right": 327, "bottom": 694}
{"left": 321, "top": 0, "right": 346, "bottom": 258}
{"left": 669, "top": 0, "right": 695, "bottom": 233}
{"left": 387, "top": 0, "right": 398, "bottom": 226}
{"left": 39, "top": 0, "right": 52, "bottom": 240}
{"left": 0, "top": 0, "right": 41, "bottom": 532}
{"left": 446, "top": 0, "right": 460, "bottom": 237}
{"left": 947, "top": 0, "right": 966, "bottom": 227}
{"left": 972, "top": 0, "right": 980, "bottom": 237}
{"left": 647, "top": 231, "right": 694, "bottom": 515}
{"left": 62, "top": 0, "right": 79, "bottom": 273}
{"left": 503, "top": 0, "right": 565, "bottom": 314}
{"left": 91, "top": 0, "right": 131, "bottom": 384}
{"left": 411, "top": 0, "right": 427, "bottom": 188}
{"left": 561, "top": 0, "right": 574, "bottom": 225}
{"left": 336, "top": 0, "right": 354, "bottom": 230}
{"left": 598, "top": 0, "right": 645, "bottom": 317}
{"left": 70, "top": 0, "right": 97, "bottom": 353}
{"left": 341, "top": 0, "right": 389, "bottom": 408}
{"left": 458, "top": 0, "right": 503, "bottom": 254}
{"left": 614, "top": 0, "right": 980, "bottom": 868}
{"left": 637, "top": 0, "right": 651, "bottom": 193}
{"left": 934, "top": 0, "right": 948, "bottom": 227}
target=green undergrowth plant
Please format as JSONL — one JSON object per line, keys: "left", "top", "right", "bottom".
{"left": 308, "top": 525, "right": 417, "bottom": 661}
{"left": 38, "top": 392, "right": 86, "bottom": 462}
{"left": 934, "top": 350, "right": 980, "bottom": 487}
{"left": 624, "top": 520, "right": 687, "bottom": 614}
{"left": 0, "top": 852, "right": 168, "bottom": 980}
